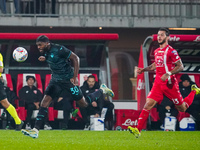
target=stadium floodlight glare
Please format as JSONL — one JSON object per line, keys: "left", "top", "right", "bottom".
{"left": 169, "top": 28, "right": 196, "bottom": 30}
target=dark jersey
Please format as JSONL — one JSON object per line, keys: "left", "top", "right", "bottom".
{"left": 44, "top": 43, "right": 74, "bottom": 81}
{"left": 80, "top": 81, "right": 100, "bottom": 98}
{"left": 19, "top": 86, "right": 43, "bottom": 104}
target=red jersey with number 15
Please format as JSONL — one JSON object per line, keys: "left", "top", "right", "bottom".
{"left": 148, "top": 45, "right": 183, "bottom": 105}
{"left": 154, "top": 45, "right": 181, "bottom": 77}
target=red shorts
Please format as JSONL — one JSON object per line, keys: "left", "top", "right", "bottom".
{"left": 147, "top": 77, "right": 184, "bottom": 105}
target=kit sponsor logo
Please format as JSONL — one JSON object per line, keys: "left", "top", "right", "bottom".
{"left": 194, "top": 36, "right": 200, "bottom": 42}
{"left": 122, "top": 119, "right": 138, "bottom": 126}
{"left": 169, "top": 36, "right": 180, "bottom": 41}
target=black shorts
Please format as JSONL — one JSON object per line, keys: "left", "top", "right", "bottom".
{"left": 0, "top": 79, "right": 7, "bottom": 101}
{"left": 45, "top": 79, "right": 83, "bottom": 101}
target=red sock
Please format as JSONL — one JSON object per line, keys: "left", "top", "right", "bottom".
{"left": 184, "top": 90, "right": 196, "bottom": 108}
{"left": 137, "top": 109, "right": 150, "bottom": 132}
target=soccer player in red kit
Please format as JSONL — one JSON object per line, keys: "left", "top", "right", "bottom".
{"left": 128, "top": 28, "right": 200, "bottom": 138}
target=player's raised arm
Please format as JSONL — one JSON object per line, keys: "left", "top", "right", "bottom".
{"left": 137, "top": 62, "right": 156, "bottom": 75}
{"left": 69, "top": 52, "right": 80, "bottom": 85}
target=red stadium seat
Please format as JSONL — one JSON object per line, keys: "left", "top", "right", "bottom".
{"left": 44, "top": 74, "right": 52, "bottom": 90}
{"left": 44, "top": 74, "right": 54, "bottom": 121}
{"left": 16, "top": 74, "right": 43, "bottom": 97}
{"left": 1, "top": 74, "right": 14, "bottom": 91}
{"left": 1, "top": 74, "right": 19, "bottom": 108}
{"left": 16, "top": 73, "right": 43, "bottom": 121}
{"left": 78, "top": 73, "right": 98, "bottom": 86}
{"left": 0, "top": 74, "right": 15, "bottom": 117}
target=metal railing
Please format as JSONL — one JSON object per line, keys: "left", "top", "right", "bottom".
{"left": 0, "top": 0, "right": 200, "bottom": 18}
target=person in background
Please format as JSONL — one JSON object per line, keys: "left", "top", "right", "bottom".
{"left": 80, "top": 75, "right": 114, "bottom": 130}
{"left": 0, "top": 0, "right": 20, "bottom": 14}
{"left": 14, "top": 0, "right": 20, "bottom": 13}
{"left": 179, "top": 74, "right": 200, "bottom": 130}
{"left": 19, "top": 75, "right": 52, "bottom": 130}
{"left": 179, "top": 74, "right": 195, "bottom": 98}
{"left": 0, "top": 0, "right": 6, "bottom": 14}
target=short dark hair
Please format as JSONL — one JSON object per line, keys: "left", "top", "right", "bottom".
{"left": 180, "top": 74, "right": 191, "bottom": 82}
{"left": 26, "top": 75, "right": 36, "bottom": 82}
{"left": 36, "top": 35, "right": 49, "bottom": 43}
{"left": 159, "top": 28, "right": 170, "bottom": 36}
{"left": 87, "top": 75, "right": 95, "bottom": 80}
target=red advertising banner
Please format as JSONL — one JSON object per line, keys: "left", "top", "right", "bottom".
{"left": 152, "top": 34, "right": 200, "bottom": 42}
{"left": 114, "top": 109, "right": 147, "bottom": 130}
{"left": 114, "top": 109, "right": 140, "bottom": 130}
{"left": 137, "top": 45, "right": 146, "bottom": 110}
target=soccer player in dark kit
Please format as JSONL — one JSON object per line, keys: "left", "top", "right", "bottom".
{"left": 21, "top": 35, "right": 114, "bottom": 138}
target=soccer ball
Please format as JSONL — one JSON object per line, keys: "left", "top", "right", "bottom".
{"left": 13, "top": 47, "right": 28, "bottom": 62}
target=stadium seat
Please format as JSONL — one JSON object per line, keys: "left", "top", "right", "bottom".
{"left": 78, "top": 73, "right": 98, "bottom": 86}
{"left": 16, "top": 74, "right": 43, "bottom": 97}
{"left": 1, "top": 74, "right": 14, "bottom": 91}
{"left": 0, "top": 73, "right": 8, "bottom": 116}
{"left": 16, "top": 73, "right": 43, "bottom": 121}
{"left": 1, "top": 74, "right": 19, "bottom": 108}
{"left": 44, "top": 74, "right": 54, "bottom": 121}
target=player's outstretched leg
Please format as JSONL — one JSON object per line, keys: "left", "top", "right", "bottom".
{"left": 128, "top": 126, "right": 141, "bottom": 138}
{"left": 21, "top": 107, "right": 48, "bottom": 138}
{"left": 100, "top": 84, "right": 114, "bottom": 98}
{"left": 21, "top": 128, "right": 39, "bottom": 138}
{"left": 191, "top": 84, "right": 200, "bottom": 95}
{"left": 5, "top": 103, "right": 24, "bottom": 131}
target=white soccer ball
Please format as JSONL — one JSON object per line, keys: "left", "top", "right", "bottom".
{"left": 13, "top": 47, "right": 28, "bottom": 62}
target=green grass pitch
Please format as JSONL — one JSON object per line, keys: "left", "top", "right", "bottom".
{"left": 0, "top": 130, "right": 200, "bottom": 150}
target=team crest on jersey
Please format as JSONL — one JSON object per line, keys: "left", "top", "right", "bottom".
{"left": 172, "top": 50, "right": 178, "bottom": 55}
{"left": 33, "top": 90, "right": 37, "bottom": 94}
{"left": 155, "top": 56, "right": 164, "bottom": 67}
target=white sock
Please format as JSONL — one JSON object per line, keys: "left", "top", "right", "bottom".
{"left": 33, "top": 128, "right": 39, "bottom": 134}
{"left": 100, "top": 88, "right": 106, "bottom": 94}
